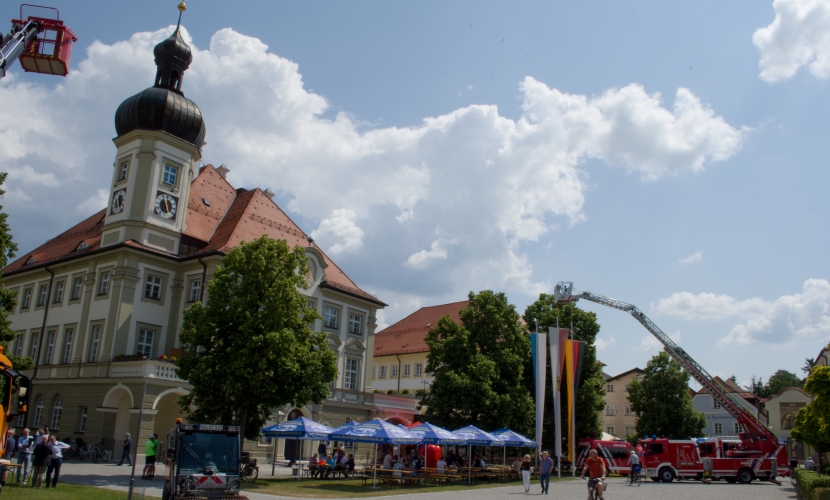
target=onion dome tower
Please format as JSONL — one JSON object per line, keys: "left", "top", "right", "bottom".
{"left": 102, "top": 2, "right": 202, "bottom": 256}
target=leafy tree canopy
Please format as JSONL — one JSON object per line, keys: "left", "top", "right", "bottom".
{"left": 418, "top": 290, "right": 533, "bottom": 433}
{"left": 627, "top": 352, "right": 706, "bottom": 439}
{"left": 176, "top": 236, "right": 337, "bottom": 440}
{"left": 0, "top": 173, "right": 31, "bottom": 372}
{"left": 523, "top": 296, "right": 605, "bottom": 450}
{"left": 745, "top": 369, "right": 804, "bottom": 398}
{"left": 791, "top": 366, "right": 830, "bottom": 451}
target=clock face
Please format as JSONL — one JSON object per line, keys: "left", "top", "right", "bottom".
{"left": 111, "top": 189, "right": 127, "bottom": 215}
{"left": 154, "top": 191, "right": 178, "bottom": 220}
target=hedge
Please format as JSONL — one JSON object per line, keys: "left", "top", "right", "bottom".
{"left": 794, "top": 468, "right": 830, "bottom": 500}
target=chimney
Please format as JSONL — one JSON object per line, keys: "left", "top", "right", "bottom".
{"left": 216, "top": 164, "right": 230, "bottom": 178}
{"left": 263, "top": 188, "right": 275, "bottom": 199}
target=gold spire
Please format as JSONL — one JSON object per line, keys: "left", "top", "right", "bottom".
{"left": 178, "top": 1, "right": 187, "bottom": 13}
{"left": 176, "top": 1, "right": 187, "bottom": 30}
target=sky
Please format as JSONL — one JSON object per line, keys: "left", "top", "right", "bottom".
{"left": 1, "top": 0, "right": 829, "bottom": 389}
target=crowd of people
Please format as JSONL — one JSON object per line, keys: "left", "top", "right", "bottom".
{"left": 307, "top": 441, "right": 356, "bottom": 479}
{"left": 3, "top": 426, "right": 70, "bottom": 489}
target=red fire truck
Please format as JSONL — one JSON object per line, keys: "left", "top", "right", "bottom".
{"left": 554, "top": 282, "right": 789, "bottom": 484}
{"left": 575, "top": 439, "right": 636, "bottom": 476}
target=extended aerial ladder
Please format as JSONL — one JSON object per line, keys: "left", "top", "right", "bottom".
{"left": 553, "top": 282, "right": 781, "bottom": 459}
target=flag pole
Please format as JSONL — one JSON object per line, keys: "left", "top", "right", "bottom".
{"left": 555, "top": 317, "right": 561, "bottom": 481}
{"left": 570, "top": 320, "right": 575, "bottom": 478}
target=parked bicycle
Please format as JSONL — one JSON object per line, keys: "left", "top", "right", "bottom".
{"left": 240, "top": 452, "right": 258, "bottom": 481}
{"left": 90, "top": 439, "right": 109, "bottom": 463}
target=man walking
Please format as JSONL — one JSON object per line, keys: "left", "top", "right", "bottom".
{"left": 116, "top": 433, "right": 132, "bottom": 466}
{"left": 539, "top": 450, "right": 554, "bottom": 494}
{"left": 16, "top": 428, "right": 34, "bottom": 484}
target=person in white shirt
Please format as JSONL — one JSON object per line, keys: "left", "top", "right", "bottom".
{"left": 16, "top": 428, "right": 34, "bottom": 484}
{"left": 627, "top": 450, "right": 641, "bottom": 485}
{"left": 383, "top": 452, "right": 393, "bottom": 469}
{"left": 45, "top": 436, "right": 70, "bottom": 488}
{"left": 436, "top": 456, "right": 447, "bottom": 474}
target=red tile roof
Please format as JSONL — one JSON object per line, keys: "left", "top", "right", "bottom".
{"left": 3, "top": 165, "right": 384, "bottom": 305}
{"left": 374, "top": 301, "right": 468, "bottom": 356}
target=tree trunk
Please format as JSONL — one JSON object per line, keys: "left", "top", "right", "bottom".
{"left": 239, "top": 411, "right": 247, "bottom": 454}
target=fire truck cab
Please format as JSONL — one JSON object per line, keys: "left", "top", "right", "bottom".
{"left": 575, "top": 439, "right": 636, "bottom": 476}
{"left": 640, "top": 438, "right": 703, "bottom": 482}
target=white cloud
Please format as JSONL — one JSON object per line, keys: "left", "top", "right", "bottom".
{"left": 678, "top": 251, "right": 703, "bottom": 265}
{"left": 0, "top": 26, "right": 746, "bottom": 312}
{"left": 310, "top": 209, "right": 364, "bottom": 256}
{"left": 753, "top": 0, "right": 830, "bottom": 82}
{"left": 655, "top": 279, "right": 830, "bottom": 346}
{"left": 636, "top": 331, "right": 681, "bottom": 352}
{"left": 596, "top": 334, "right": 616, "bottom": 352}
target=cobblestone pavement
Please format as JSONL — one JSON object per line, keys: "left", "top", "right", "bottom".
{"left": 57, "top": 461, "right": 798, "bottom": 500}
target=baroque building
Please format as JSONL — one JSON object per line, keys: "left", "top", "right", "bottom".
{"left": 2, "top": 23, "right": 385, "bottom": 459}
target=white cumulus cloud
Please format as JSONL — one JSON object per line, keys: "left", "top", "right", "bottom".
{"left": 753, "top": 0, "right": 830, "bottom": 82}
{"left": 0, "top": 26, "right": 747, "bottom": 311}
{"left": 678, "top": 251, "right": 703, "bottom": 265}
{"left": 655, "top": 279, "right": 830, "bottom": 346}
{"left": 596, "top": 334, "right": 616, "bottom": 352}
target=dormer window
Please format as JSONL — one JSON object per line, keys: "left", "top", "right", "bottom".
{"left": 162, "top": 165, "right": 178, "bottom": 186}
{"left": 76, "top": 241, "right": 89, "bottom": 251}
{"left": 25, "top": 256, "right": 36, "bottom": 265}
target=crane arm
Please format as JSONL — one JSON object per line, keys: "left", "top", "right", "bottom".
{"left": 0, "top": 20, "right": 40, "bottom": 80}
{"left": 553, "top": 282, "right": 774, "bottom": 445}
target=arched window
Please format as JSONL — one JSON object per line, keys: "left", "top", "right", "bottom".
{"left": 33, "top": 395, "right": 45, "bottom": 427}
{"left": 51, "top": 395, "right": 63, "bottom": 429}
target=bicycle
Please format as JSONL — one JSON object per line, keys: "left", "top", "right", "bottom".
{"left": 629, "top": 465, "right": 642, "bottom": 486}
{"left": 240, "top": 452, "right": 258, "bottom": 481}
{"left": 585, "top": 477, "right": 607, "bottom": 500}
{"left": 90, "top": 440, "right": 109, "bottom": 463}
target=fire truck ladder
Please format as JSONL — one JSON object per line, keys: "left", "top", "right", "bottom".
{"left": 553, "top": 281, "right": 776, "bottom": 451}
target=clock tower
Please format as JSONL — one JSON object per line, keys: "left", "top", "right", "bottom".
{"left": 102, "top": 18, "right": 205, "bottom": 256}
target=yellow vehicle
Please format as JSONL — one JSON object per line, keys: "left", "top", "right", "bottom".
{"left": 0, "top": 345, "right": 31, "bottom": 457}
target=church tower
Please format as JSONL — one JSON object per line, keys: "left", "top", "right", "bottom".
{"left": 102, "top": 11, "right": 205, "bottom": 256}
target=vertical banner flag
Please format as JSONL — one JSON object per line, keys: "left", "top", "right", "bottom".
{"left": 565, "top": 339, "right": 586, "bottom": 463}
{"left": 532, "top": 332, "right": 547, "bottom": 457}
{"left": 549, "top": 327, "right": 569, "bottom": 461}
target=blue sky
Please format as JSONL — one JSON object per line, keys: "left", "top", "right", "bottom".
{"left": 2, "top": 0, "right": 829, "bottom": 388}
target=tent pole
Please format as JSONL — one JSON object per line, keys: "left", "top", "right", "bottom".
{"left": 468, "top": 445, "right": 472, "bottom": 484}
{"left": 373, "top": 445, "right": 377, "bottom": 488}
{"left": 271, "top": 438, "right": 277, "bottom": 476}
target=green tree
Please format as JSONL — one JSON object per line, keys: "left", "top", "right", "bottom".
{"left": 766, "top": 369, "right": 803, "bottom": 395}
{"left": 176, "top": 236, "right": 337, "bottom": 440}
{"left": 523, "top": 297, "right": 605, "bottom": 453}
{"left": 418, "top": 290, "right": 533, "bottom": 432}
{"left": 0, "top": 173, "right": 31, "bottom": 372}
{"left": 627, "top": 352, "right": 706, "bottom": 439}
{"left": 791, "top": 366, "right": 830, "bottom": 473}
{"left": 745, "top": 375, "right": 769, "bottom": 398}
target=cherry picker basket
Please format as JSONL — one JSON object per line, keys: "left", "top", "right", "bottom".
{"left": 12, "top": 4, "right": 77, "bottom": 76}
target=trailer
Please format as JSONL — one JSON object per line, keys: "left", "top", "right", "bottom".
{"left": 554, "top": 282, "right": 789, "bottom": 483}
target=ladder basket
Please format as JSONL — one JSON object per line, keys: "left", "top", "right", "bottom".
{"left": 13, "top": 4, "right": 77, "bottom": 76}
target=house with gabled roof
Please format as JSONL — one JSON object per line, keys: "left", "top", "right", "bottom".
{"left": 692, "top": 376, "right": 768, "bottom": 437}
{"left": 2, "top": 22, "right": 385, "bottom": 461}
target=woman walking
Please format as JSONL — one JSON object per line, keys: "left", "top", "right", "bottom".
{"left": 521, "top": 454, "right": 532, "bottom": 493}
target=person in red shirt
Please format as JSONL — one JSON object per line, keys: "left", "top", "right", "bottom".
{"left": 580, "top": 449, "right": 606, "bottom": 499}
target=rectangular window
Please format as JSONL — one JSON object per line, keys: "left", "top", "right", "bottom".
{"left": 119, "top": 161, "right": 129, "bottom": 181}
{"left": 62, "top": 328, "right": 74, "bottom": 364}
{"left": 137, "top": 328, "right": 155, "bottom": 357}
{"left": 714, "top": 422, "right": 723, "bottom": 434}
{"left": 37, "top": 285, "right": 48, "bottom": 306}
{"left": 348, "top": 314, "right": 362, "bottom": 335}
{"left": 734, "top": 423, "right": 743, "bottom": 434}
{"left": 607, "top": 426, "right": 616, "bottom": 436}
{"left": 14, "top": 333, "right": 24, "bottom": 357}
{"left": 71, "top": 277, "right": 83, "bottom": 300}
{"left": 51, "top": 395, "right": 62, "bottom": 429}
{"left": 605, "top": 404, "right": 616, "bottom": 415}
{"left": 43, "top": 330, "right": 56, "bottom": 365}
{"left": 21, "top": 288, "right": 32, "bottom": 309}
{"left": 189, "top": 279, "right": 202, "bottom": 302}
{"left": 89, "top": 325, "right": 101, "bottom": 362}
{"left": 414, "top": 363, "right": 423, "bottom": 376}
{"left": 162, "top": 165, "right": 178, "bottom": 185}
{"left": 625, "top": 404, "right": 633, "bottom": 416}
{"left": 390, "top": 364, "right": 398, "bottom": 378}
{"left": 345, "top": 358, "right": 359, "bottom": 390}
{"left": 379, "top": 366, "right": 386, "bottom": 379}
{"left": 607, "top": 384, "right": 614, "bottom": 393}
{"left": 145, "top": 275, "right": 162, "bottom": 300}
{"left": 99, "top": 272, "right": 110, "bottom": 295}
{"left": 30, "top": 332, "right": 40, "bottom": 359}
{"left": 323, "top": 307, "right": 339, "bottom": 329}
{"left": 53, "top": 282, "right": 64, "bottom": 303}
{"left": 402, "top": 364, "right": 410, "bottom": 377}
{"left": 78, "top": 407, "right": 88, "bottom": 432}
{"left": 625, "top": 426, "right": 636, "bottom": 436}
{"left": 713, "top": 399, "right": 722, "bottom": 410}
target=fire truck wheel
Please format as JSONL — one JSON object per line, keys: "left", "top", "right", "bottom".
{"left": 658, "top": 468, "right": 675, "bottom": 483}
{"left": 737, "top": 469, "right": 754, "bottom": 484}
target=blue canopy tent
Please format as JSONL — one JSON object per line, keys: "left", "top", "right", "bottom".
{"left": 452, "top": 426, "right": 505, "bottom": 483}
{"left": 328, "top": 418, "right": 421, "bottom": 487}
{"left": 261, "top": 417, "right": 335, "bottom": 477}
{"left": 406, "top": 422, "right": 467, "bottom": 445}
{"left": 491, "top": 427, "right": 537, "bottom": 469}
